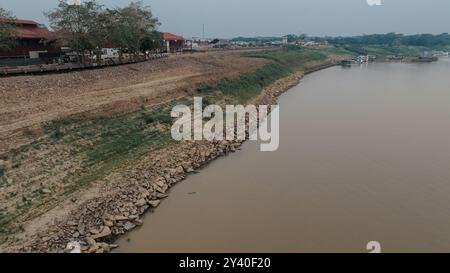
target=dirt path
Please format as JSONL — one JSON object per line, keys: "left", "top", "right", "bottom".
{"left": 0, "top": 73, "right": 200, "bottom": 134}
{"left": 0, "top": 51, "right": 268, "bottom": 153}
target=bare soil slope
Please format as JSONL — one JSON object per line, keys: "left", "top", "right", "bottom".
{"left": 0, "top": 50, "right": 268, "bottom": 246}
{"left": 0, "top": 51, "right": 267, "bottom": 152}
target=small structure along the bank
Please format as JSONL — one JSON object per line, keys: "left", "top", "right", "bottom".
{"left": 163, "top": 32, "right": 186, "bottom": 53}
{"left": 0, "top": 18, "right": 61, "bottom": 66}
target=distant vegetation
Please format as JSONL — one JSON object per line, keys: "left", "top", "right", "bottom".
{"left": 326, "top": 33, "right": 450, "bottom": 47}
{"left": 323, "top": 33, "right": 450, "bottom": 56}
{"left": 231, "top": 36, "right": 282, "bottom": 43}
{"left": 232, "top": 33, "right": 450, "bottom": 55}
{"left": 349, "top": 45, "right": 440, "bottom": 56}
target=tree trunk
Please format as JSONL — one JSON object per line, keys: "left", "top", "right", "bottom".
{"left": 96, "top": 49, "right": 102, "bottom": 65}
{"left": 119, "top": 50, "right": 123, "bottom": 62}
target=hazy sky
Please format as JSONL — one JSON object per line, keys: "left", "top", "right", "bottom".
{"left": 1, "top": 0, "right": 449, "bottom": 38}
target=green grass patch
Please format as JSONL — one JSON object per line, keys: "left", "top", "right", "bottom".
{"left": 215, "top": 62, "right": 292, "bottom": 103}
{"left": 199, "top": 47, "right": 334, "bottom": 104}
{"left": 140, "top": 111, "right": 173, "bottom": 125}
{"left": 61, "top": 100, "right": 190, "bottom": 195}
{"left": 247, "top": 47, "right": 328, "bottom": 69}
{"left": 0, "top": 100, "right": 185, "bottom": 232}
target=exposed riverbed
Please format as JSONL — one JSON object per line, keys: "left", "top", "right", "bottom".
{"left": 117, "top": 59, "right": 450, "bottom": 253}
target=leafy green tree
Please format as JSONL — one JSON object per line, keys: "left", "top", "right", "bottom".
{"left": 140, "top": 31, "right": 163, "bottom": 53}
{"left": 46, "top": 0, "right": 104, "bottom": 64}
{"left": 89, "top": 10, "right": 113, "bottom": 63}
{"left": 0, "top": 7, "right": 17, "bottom": 51}
{"left": 106, "top": 1, "right": 160, "bottom": 59}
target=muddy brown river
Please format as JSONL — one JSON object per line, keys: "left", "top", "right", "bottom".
{"left": 117, "top": 59, "right": 450, "bottom": 253}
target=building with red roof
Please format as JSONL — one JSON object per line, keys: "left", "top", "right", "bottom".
{"left": 0, "top": 18, "right": 61, "bottom": 59}
{"left": 163, "top": 32, "right": 186, "bottom": 53}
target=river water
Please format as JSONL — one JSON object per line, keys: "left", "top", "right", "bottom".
{"left": 117, "top": 59, "right": 450, "bottom": 253}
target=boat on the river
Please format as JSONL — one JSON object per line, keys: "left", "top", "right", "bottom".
{"left": 411, "top": 52, "right": 439, "bottom": 63}
{"left": 411, "top": 56, "right": 439, "bottom": 63}
{"left": 340, "top": 60, "right": 352, "bottom": 67}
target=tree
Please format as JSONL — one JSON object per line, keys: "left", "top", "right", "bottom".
{"left": 0, "top": 7, "right": 17, "bottom": 51}
{"left": 140, "top": 31, "right": 164, "bottom": 53}
{"left": 46, "top": 0, "right": 160, "bottom": 63}
{"left": 107, "top": 1, "right": 160, "bottom": 59}
{"left": 45, "top": 0, "right": 104, "bottom": 64}
{"left": 89, "top": 10, "right": 113, "bottom": 63}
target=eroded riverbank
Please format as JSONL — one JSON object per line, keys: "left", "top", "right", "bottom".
{"left": 0, "top": 46, "right": 349, "bottom": 252}
{"left": 5, "top": 72, "right": 306, "bottom": 253}
{"left": 118, "top": 59, "right": 450, "bottom": 253}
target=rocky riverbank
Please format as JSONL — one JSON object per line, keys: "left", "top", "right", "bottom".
{"left": 0, "top": 50, "right": 269, "bottom": 247}
{"left": 1, "top": 44, "right": 347, "bottom": 252}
